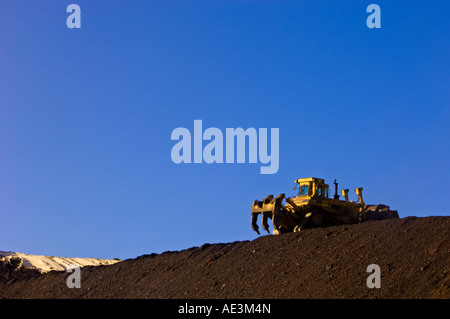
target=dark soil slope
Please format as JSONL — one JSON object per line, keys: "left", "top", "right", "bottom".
{"left": 1, "top": 216, "right": 449, "bottom": 299}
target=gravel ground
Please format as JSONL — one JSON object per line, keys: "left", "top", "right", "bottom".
{"left": 1, "top": 216, "right": 449, "bottom": 299}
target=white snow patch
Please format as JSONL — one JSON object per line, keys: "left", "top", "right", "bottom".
{"left": 0, "top": 251, "right": 121, "bottom": 273}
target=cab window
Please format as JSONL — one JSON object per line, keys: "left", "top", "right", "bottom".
{"left": 298, "top": 185, "right": 309, "bottom": 196}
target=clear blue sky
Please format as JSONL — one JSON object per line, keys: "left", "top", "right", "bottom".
{"left": 1, "top": 1, "right": 449, "bottom": 260}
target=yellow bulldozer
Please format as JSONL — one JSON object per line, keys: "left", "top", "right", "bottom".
{"left": 251, "top": 177, "right": 399, "bottom": 235}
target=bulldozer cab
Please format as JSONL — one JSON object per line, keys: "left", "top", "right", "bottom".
{"left": 295, "top": 177, "right": 329, "bottom": 199}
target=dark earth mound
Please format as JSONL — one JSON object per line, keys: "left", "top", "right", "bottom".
{"left": 1, "top": 216, "right": 449, "bottom": 299}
